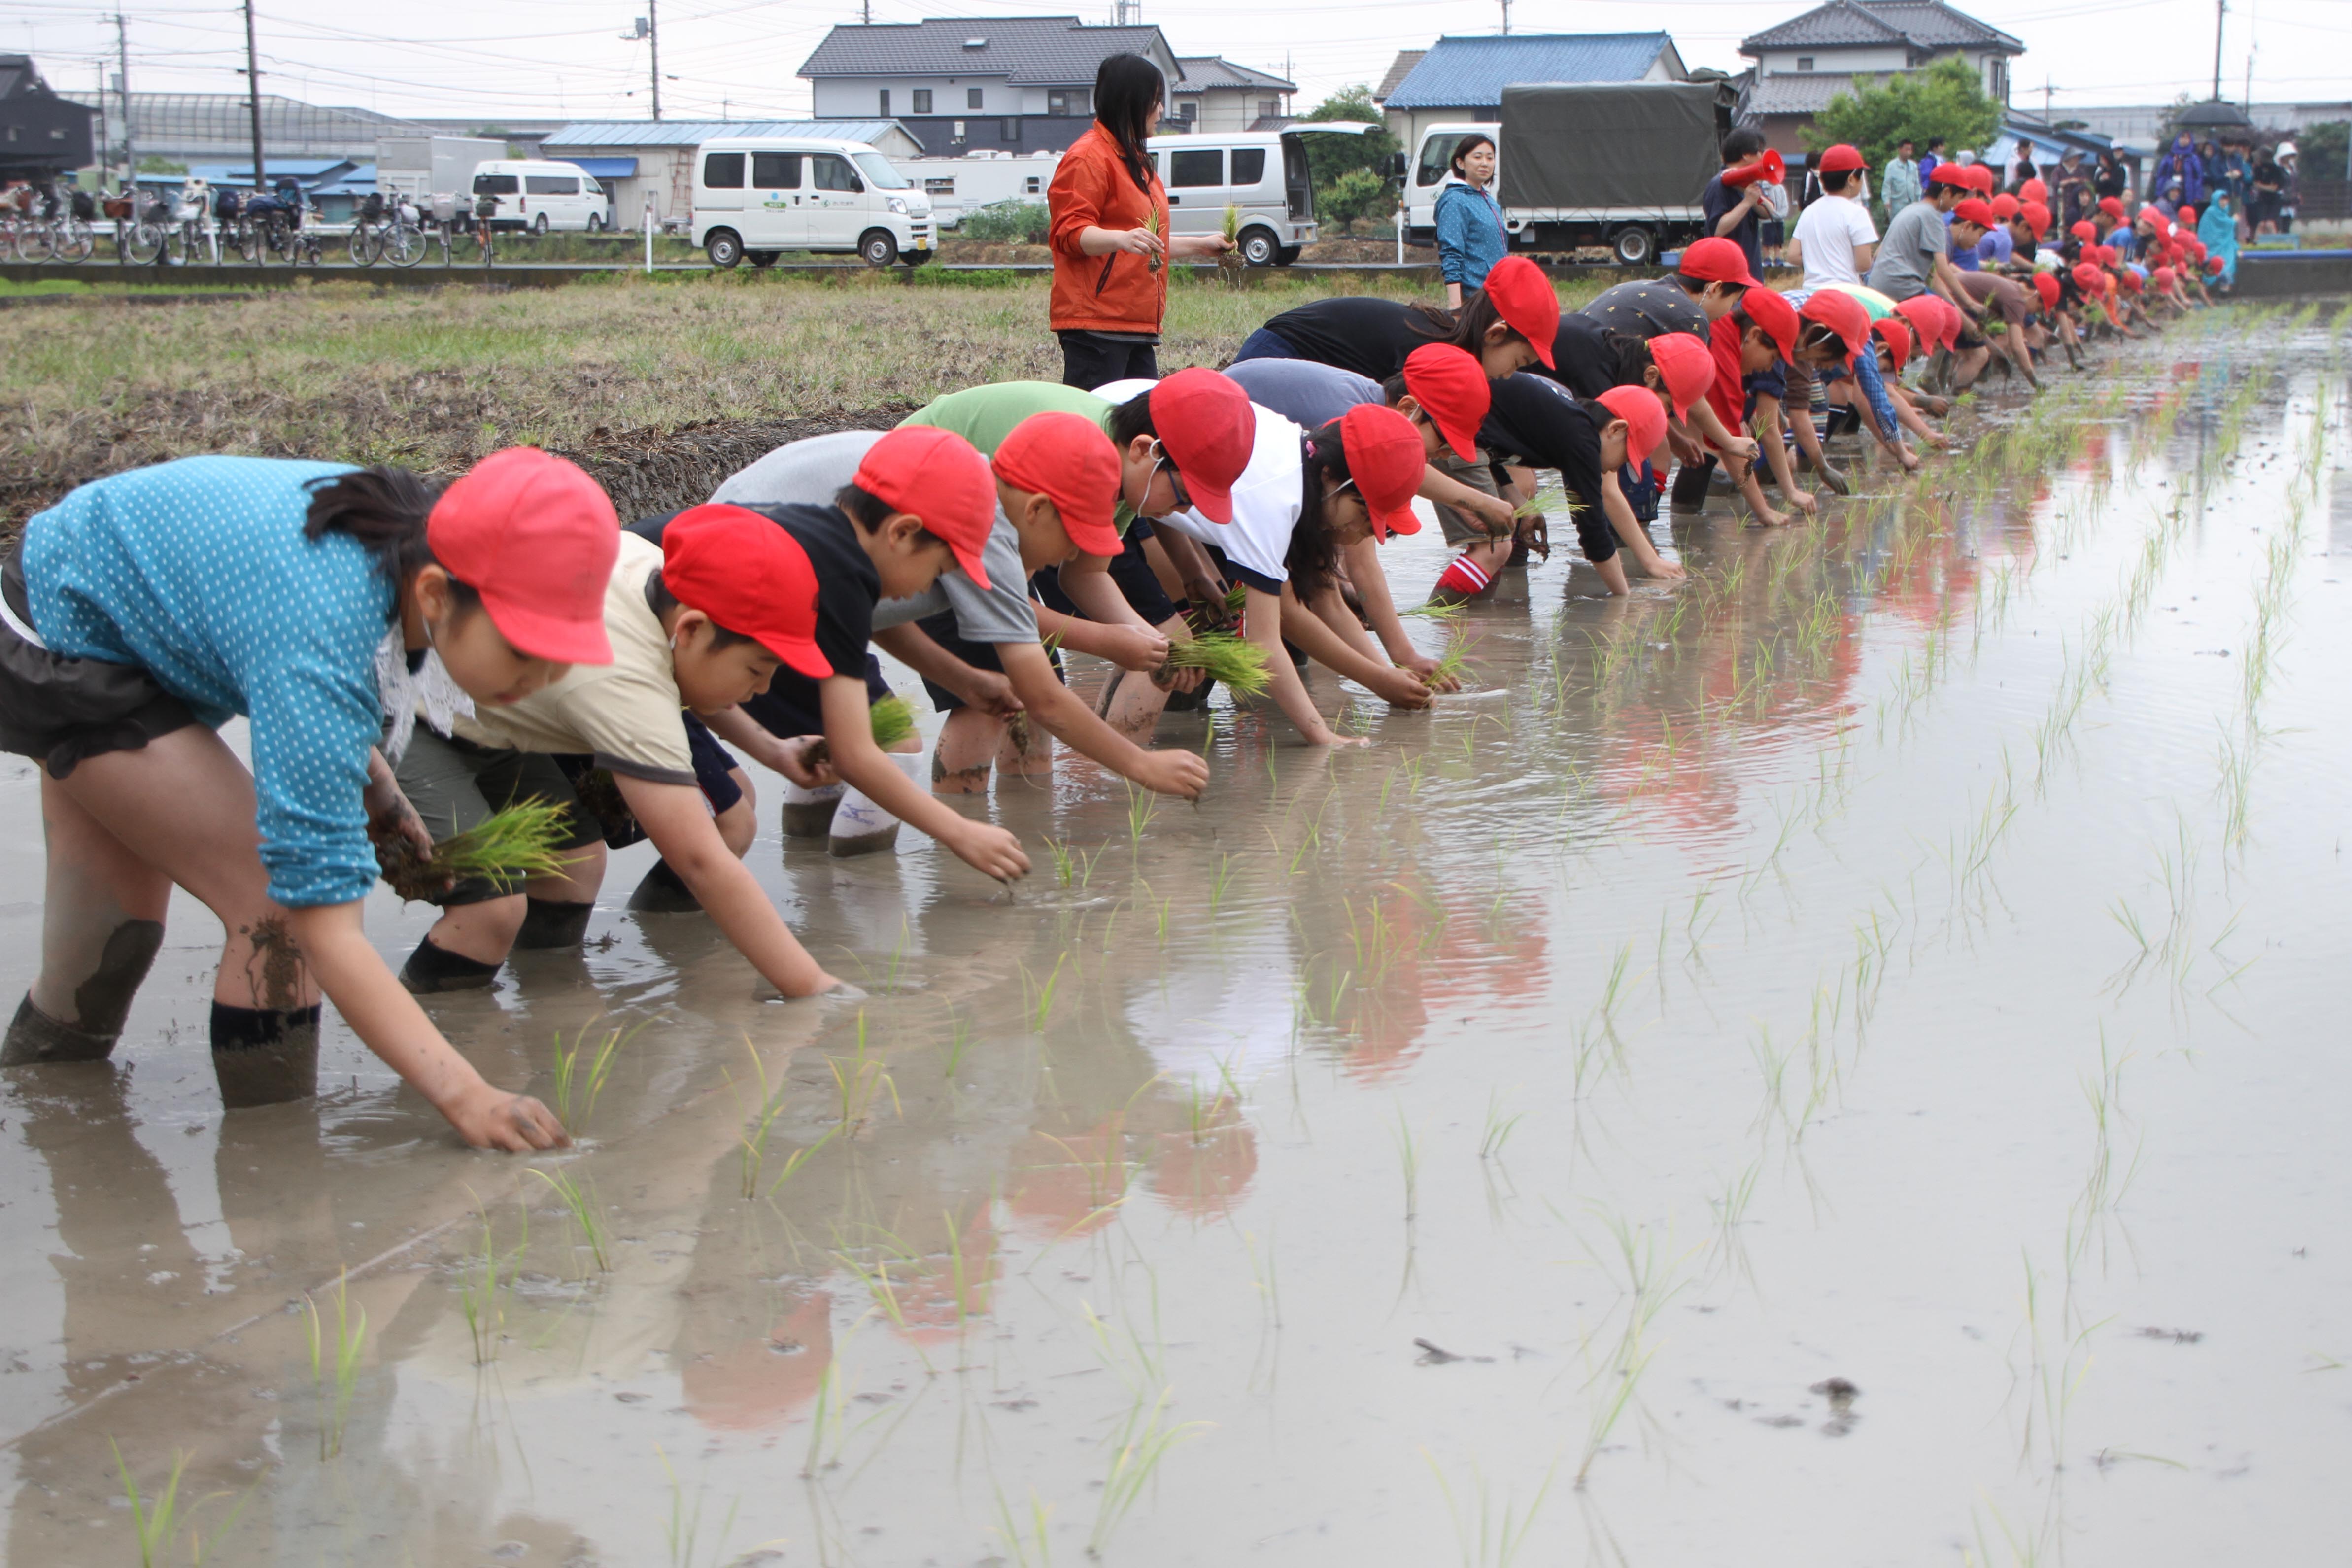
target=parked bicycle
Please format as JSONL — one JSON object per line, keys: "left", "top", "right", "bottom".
{"left": 348, "top": 192, "right": 426, "bottom": 268}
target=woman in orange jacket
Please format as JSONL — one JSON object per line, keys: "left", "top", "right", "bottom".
{"left": 1047, "top": 54, "right": 1232, "bottom": 390}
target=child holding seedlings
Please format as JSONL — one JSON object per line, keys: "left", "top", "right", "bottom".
{"left": 1701, "top": 285, "right": 1813, "bottom": 526}
{"left": 1476, "top": 376, "right": 1677, "bottom": 595}
{"left": 0, "top": 450, "right": 618, "bottom": 1149}
{"left": 708, "top": 410, "right": 1217, "bottom": 805}
{"left": 1093, "top": 384, "right": 1435, "bottom": 740}
{"left": 394, "top": 500, "right": 872, "bottom": 998}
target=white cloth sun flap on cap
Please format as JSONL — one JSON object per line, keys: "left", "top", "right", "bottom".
{"left": 1092, "top": 381, "right": 1308, "bottom": 591}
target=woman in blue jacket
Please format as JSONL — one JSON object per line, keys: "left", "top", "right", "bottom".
{"left": 1434, "top": 133, "right": 1510, "bottom": 308}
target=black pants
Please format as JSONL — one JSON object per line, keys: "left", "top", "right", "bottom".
{"left": 1058, "top": 331, "right": 1159, "bottom": 391}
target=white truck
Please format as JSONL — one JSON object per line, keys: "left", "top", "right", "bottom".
{"left": 893, "top": 151, "right": 1061, "bottom": 230}
{"left": 375, "top": 136, "right": 507, "bottom": 205}
{"left": 1398, "top": 81, "right": 1737, "bottom": 266}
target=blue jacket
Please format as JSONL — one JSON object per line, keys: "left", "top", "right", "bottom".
{"left": 1434, "top": 180, "right": 1510, "bottom": 289}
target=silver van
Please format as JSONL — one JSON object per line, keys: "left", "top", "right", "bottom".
{"left": 1145, "top": 124, "right": 1380, "bottom": 267}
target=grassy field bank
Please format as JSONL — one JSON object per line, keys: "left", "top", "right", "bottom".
{"left": 4, "top": 269, "right": 1608, "bottom": 529}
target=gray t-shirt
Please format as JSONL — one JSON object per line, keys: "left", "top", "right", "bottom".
{"left": 712, "top": 429, "right": 1035, "bottom": 644}
{"left": 1223, "top": 358, "right": 1383, "bottom": 432}
{"left": 1866, "top": 199, "right": 1946, "bottom": 300}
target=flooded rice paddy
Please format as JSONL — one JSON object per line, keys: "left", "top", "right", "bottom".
{"left": 2, "top": 304, "right": 2349, "bottom": 1566}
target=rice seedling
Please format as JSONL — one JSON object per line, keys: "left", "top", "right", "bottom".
{"left": 456, "top": 1194, "right": 525, "bottom": 1367}
{"left": 1393, "top": 1107, "right": 1421, "bottom": 1222}
{"left": 835, "top": 1248, "right": 937, "bottom": 1375}
{"left": 1043, "top": 836, "right": 1104, "bottom": 890}
{"left": 303, "top": 1268, "right": 368, "bottom": 1460}
{"left": 827, "top": 1010, "right": 901, "bottom": 1130}
{"left": 375, "top": 798, "right": 579, "bottom": 901}
{"left": 110, "top": 1440, "right": 252, "bottom": 1568}
{"left": 1088, "top": 1386, "right": 1209, "bottom": 1557}
{"left": 530, "top": 1166, "right": 611, "bottom": 1275}
{"left": 1402, "top": 598, "right": 1467, "bottom": 621}
{"left": 1572, "top": 1211, "right": 1684, "bottom": 1487}
{"left": 942, "top": 1010, "right": 974, "bottom": 1078}
{"left": 802, "top": 694, "right": 917, "bottom": 770}
{"left": 550, "top": 1019, "right": 635, "bottom": 1136}
{"left": 1423, "top": 1451, "right": 1561, "bottom": 1568}
{"left": 726, "top": 1034, "right": 792, "bottom": 1198}
{"left": 1019, "top": 954, "right": 1067, "bottom": 1033}
{"left": 1478, "top": 1089, "right": 1523, "bottom": 1161}
{"left": 1426, "top": 627, "right": 1475, "bottom": 689}
{"left": 991, "top": 1488, "right": 1056, "bottom": 1568}
{"left": 1165, "top": 632, "right": 1273, "bottom": 696}
{"left": 1206, "top": 853, "right": 1236, "bottom": 918}
{"left": 656, "top": 1444, "right": 746, "bottom": 1568}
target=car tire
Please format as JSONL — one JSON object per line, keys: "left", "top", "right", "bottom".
{"left": 1274, "top": 245, "right": 1302, "bottom": 267}
{"left": 1610, "top": 225, "right": 1655, "bottom": 266}
{"left": 533, "top": 213, "right": 549, "bottom": 236}
{"left": 747, "top": 250, "right": 779, "bottom": 268}
{"left": 899, "top": 248, "right": 932, "bottom": 267}
{"left": 1238, "top": 226, "right": 1280, "bottom": 267}
{"left": 586, "top": 213, "right": 604, "bottom": 234}
{"left": 859, "top": 229, "right": 898, "bottom": 268}
{"left": 706, "top": 229, "right": 744, "bottom": 269}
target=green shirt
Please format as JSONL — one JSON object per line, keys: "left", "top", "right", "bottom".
{"left": 900, "top": 380, "right": 1137, "bottom": 534}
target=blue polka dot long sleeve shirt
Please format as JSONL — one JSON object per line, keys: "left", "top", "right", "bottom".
{"left": 22, "top": 457, "right": 395, "bottom": 909}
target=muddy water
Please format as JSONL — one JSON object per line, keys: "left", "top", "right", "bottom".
{"left": 3, "top": 309, "right": 2349, "bottom": 1566}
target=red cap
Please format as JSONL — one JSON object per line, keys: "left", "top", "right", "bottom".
{"left": 1646, "top": 331, "right": 1712, "bottom": 419}
{"left": 2032, "top": 270, "right": 2061, "bottom": 309}
{"left": 1969, "top": 163, "right": 1998, "bottom": 193}
{"left": 1147, "top": 368, "right": 1255, "bottom": 525}
{"left": 2098, "top": 195, "right": 2125, "bottom": 219}
{"left": 2154, "top": 265, "right": 2177, "bottom": 288}
{"left": 1990, "top": 193, "right": 2020, "bottom": 219}
{"left": 427, "top": 447, "right": 617, "bottom": 665}
{"left": 1337, "top": 404, "right": 1426, "bottom": 540}
{"left": 2185, "top": 238, "right": 2207, "bottom": 259}
{"left": 2205, "top": 255, "right": 2224, "bottom": 274}
{"left": 1678, "top": 235, "right": 1758, "bottom": 287}
{"left": 2072, "top": 263, "right": 2104, "bottom": 292}
{"left": 2069, "top": 219, "right": 2097, "bottom": 242}
{"left": 2119, "top": 269, "right": 2142, "bottom": 293}
{"left": 1928, "top": 164, "right": 1973, "bottom": 192}
{"left": 1400, "top": 343, "right": 1490, "bottom": 461}
{"left": 1479, "top": 256, "right": 1560, "bottom": 369}
{"left": 2177, "top": 205, "right": 2198, "bottom": 228}
{"left": 1816, "top": 143, "right": 1864, "bottom": 174}
{"left": 1896, "top": 293, "right": 1957, "bottom": 352}
{"left": 1595, "top": 385, "right": 1667, "bottom": 468}
{"left": 1739, "top": 286, "right": 1798, "bottom": 364}
{"left": 1799, "top": 288, "right": 1869, "bottom": 368}
{"left": 1952, "top": 198, "right": 1997, "bottom": 229}
{"left": 2020, "top": 177, "right": 2048, "bottom": 203}
{"left": 659, "top": 505, "right": 830, "bottom": 678}
{"left": 2021, "top": 201, "right": 2050, "bottom": 237}
{"left": 1871, "top": 316, "right": 1912, "bottom": 372}
{"left": 854, "top": 425, "right": 995, "bottom": 589}
{"left": 992, "top": 411, "right": 1123, "bottom": 557}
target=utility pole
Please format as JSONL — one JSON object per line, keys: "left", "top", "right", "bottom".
{"left": 242, "top": 0, "right": 266, "bottom": 193}
{"left": 2211, "top": 0, "right": 2225, "bottom": 102}
{"left": 94, "top": 62, "right": 109, "bottom": 185}
{"left": 2042, "top": 76, "right": 2052, "bottom": 120}
{"left": 1500, "top": 0, "right": 1511, "bottom": 35}
{"left": 648, "top": 0, "right": 661, "bottom": 121}
{"left": 115, "top": 15, "right": 134, "bottom": 185}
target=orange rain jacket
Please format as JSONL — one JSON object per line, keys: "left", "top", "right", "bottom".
{"left": 1047, "top": 123, "right": 1173, "bottom": 337}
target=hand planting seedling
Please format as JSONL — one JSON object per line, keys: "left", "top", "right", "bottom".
{"left": 374, "top": 799, "right": 579, "bottom": 902}
{"left": 804, "top": 694, "right": 916, "bottom": 771}
{"left": 1163, "top": 632, "right": 1272, "bottom": 697}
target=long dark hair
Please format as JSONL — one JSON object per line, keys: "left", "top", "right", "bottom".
{"left": 1448, "top": 132, "right": 1495, "bottom": 179}
{"left": 304, "top": 467, "right": 464, "bottom": 608}
{"left": 1405, "top": 287, "right": 1525, "bottom": 358}
{"left": 1286, "top": 423, "right": 1352, "bottom": 596}
{"left": 1093, "top": 53, "right": 1164, "bottom": 194}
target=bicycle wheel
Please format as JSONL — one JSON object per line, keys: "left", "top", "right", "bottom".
{"left": 124, "top": 222, "right": 164, "bottom": 264}
{"left": 16, "top": 220, "right": 53, "bottom": 264}
{"left": 0, "top": 222, "right": 18, "bottom": 263}
{"left": 384, "top": 221, "right": 424, "bottom": 269}
{"left": 232, "top": 222, "right": 260, "bottom": 265}
{"left": 54, "top": 219, "right": 95, "bottom": 264}
{"left": 348, "top": 224, "right": 377, "bottom": 266}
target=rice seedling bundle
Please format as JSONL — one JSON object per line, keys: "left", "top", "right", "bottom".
{"left": 806, "top": 693, "right": 918, "bottom": 768}
{"left": 1165, "top": 633, "right": 1273, "bottom": 696}
{"left": 376, "top": 800, "right": 577, "bottom": 902}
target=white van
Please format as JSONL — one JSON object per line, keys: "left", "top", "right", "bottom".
{"left": 1146, "top": 124, "right": 1382, "bottom": 267}
{"left": 693, "top": 136, "right": 934, "bottom": 268}
{"left": 469, "top": 160, "right": 612, "bottom": 234}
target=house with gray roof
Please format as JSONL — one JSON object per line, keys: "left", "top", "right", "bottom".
{"left": 1169, "top": 57, "right": 1294, "bottom": 135}
{"left": 798, "top": 16, "right": 1182, "bottom": 157}
{"left": 1375, "top": 33, "right": 1685, "bottom": 151}
{"left": 1737, "top": 0, "right": 2023, "bottom": 157}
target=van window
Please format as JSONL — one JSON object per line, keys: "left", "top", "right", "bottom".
{"left": 1169, "top": 149, "right": 1222, "bottom": 188}
{"left": 473, "top": 173, "right": 520, "bottom": 195}
{"left": 524, "top": 175, "right": 578, "bottom": 196}
{"left": 810, "top": 154, "right": 862, "bottom": 193}
{"left": 853, "top": 152, "right": 910, "bottom": 189}
{"left": 704, "top": 153, "right": 745, "bottom": 189}
{"left": 1232, "top": 148, "right": 1266, "bottom": 186}
{"left": 751, "top": 152, "right": 800, "bottom": 188}
{"left": 924, "top": 177, "right": 955, "bottom": 195}
{"left": 1415, "top": 139, "right": 1453, "bottom": 188}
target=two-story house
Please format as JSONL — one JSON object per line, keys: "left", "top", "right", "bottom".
{"left": 798, "top": 16, "right": 1183, "bottom": 158}
{"left": 1738, "top": 0, "right": 2024, "bottom": 158}
{"left": 1168, "top": 57, "right": 1295, "bottom": 135}
{"left": 1373, "top": 34, "right": 1687, "bottom": 155}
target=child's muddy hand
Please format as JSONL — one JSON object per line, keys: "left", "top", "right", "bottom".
{"left": 1649, "top": 557, "right": 1689, "bottom": 581}
{"left": 454, "top": 1087, "right": 570, "bottom": 1152}
{"left": 1184, "top": 577, "right": 1234, "bottom": 629}
{"left": 1103, "top": 625, "right": 1171, "bottom": 673}
{"left": 778, "top": 735, "right": 838, "bottom": 789}
{"left": 1790, "top": 489, "right": 1819, "bottom": 514}
{"left": 952, "top": 822, "right": 1031, "bottom": 882}
{"left": 1405, "top": 652, "right": 1461, "bottom": 693}
{"left": 1369, "top": 668, "right": 1435, "bottom": 709}
{"left": 957, "top": 670, "right": 1022, "bottom": 718}
{"left": 1136, "top": 749, "right": 1209, "bottom": 799}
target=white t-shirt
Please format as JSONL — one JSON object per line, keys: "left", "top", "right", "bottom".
{"left": 1098, "top": 378, "right": 1306, "bottom": 592}
{"left": 1793, "top": 193, "right": 1879, "bottom": 289}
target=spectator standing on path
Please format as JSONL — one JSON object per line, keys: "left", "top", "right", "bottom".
{"left": 1046, "top": 53, "right": 1231, "bottom": 391}
{"left": 2155, "top": 134, "right": 2206, "bottom": 206}
{"left": 1881, "top": 139, "right": 1922, "bottom": 225}
{"left": 1434, "top": 133, "right": 1509, "bottom": 308}
{"left": 1702, "top": 127, "right": 1773, "bottom": 282}
{"left": 1920, "top": 136, "right": 1947, "bottom": 186}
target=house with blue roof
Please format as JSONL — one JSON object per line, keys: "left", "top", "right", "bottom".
{"left": 1374, "top": 33, "right": 1687, "bottom": 152}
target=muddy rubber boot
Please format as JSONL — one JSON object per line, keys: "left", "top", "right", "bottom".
{"left": 399, "top": 935, "right": 503, "bottom": 994}
{"left": 210, "top": 1002, "right": 320, "bottom": 1109}
{"left": 1669, "top": 456, "right": 1715, "bottom": 516}
{"left": 2, "top": 994, "right": 122, "bottom": 1065}
{"left": 829, "top": 752, "right": 924, "bottom": 858}
{"left": 627, "top": 858, "right": 703, "bottom": 913}
{"left": 781, "top": 780, "right": 846, "bottom": 840}
{"left": 513, "top": 897, "right": 595, "bottom": 951}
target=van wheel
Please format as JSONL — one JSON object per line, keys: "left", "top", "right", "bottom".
{"left": 533, "top": 213, "right": 550, "bottom": 236}
{"left": 586, "top": 213, "right": 604, "bottom": 234}
{"left": 859, "top": 229, "right": 899, "bottom": 267}
{"left": 1274, "top": 245, "right": 1302, "bottom": 267}
{"left": 706, "top": 229, "right": 744, "bottom": 269}
{"left": 1238, "top": 226, "right": 1281, "bottom": 267}
{"left": 1609, "top": 225, "right": 1655, "bottom": 266}
{"left": 746, "top": 250, "right": 780, "bottom": 268}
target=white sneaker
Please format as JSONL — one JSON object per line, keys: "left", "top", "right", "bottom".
{"left": 829, "top": 752, "right": 925, "bottom": 858}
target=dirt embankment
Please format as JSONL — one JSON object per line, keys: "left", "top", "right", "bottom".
{"left": 553, "top": 408, "right": 913, "bottom": 520}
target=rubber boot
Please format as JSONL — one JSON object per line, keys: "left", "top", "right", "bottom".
{"left": 1669, "top": 456, "right": 1715, "bottom": 516}
{"left": 513, "top": 896, "right": 595, "bottom": 951}
{"left": 210, "top": 1002, "right": 321, "bottom": 1109}
{"left": 782, "top": 779, "right": 846, "bottom": 840}
{"left": 830, "top": 752, "right": 925, "bottom": 858}
{"left": 400, "top": 935, "right": 503, "bottom": 994}
{"left": 627, "top": 858, "right": 703, "bottom": 913}
{"left": 0, "top": 916, "right": 162, "bottom": 1065}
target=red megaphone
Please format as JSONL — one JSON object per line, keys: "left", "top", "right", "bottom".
{"left": 1723, "top": 148, "right": 1786, "bottom": 189}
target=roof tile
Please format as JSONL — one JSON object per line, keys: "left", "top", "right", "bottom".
{"left": 799, "top": 17, "right": 1177, "bottom": 87}
{"left": 1383, "top": 33, "right": 1679, "bottom": 111}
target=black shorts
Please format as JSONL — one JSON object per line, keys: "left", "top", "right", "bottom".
{"left": 0, "top": 543, "right": 199, "bottom": 779}
{"left": 1031, "top": 522, "right": 1178, "bottom": 628}
{"left": 682, "top": 712, "right": 743, "bottom": 815}
{"left": 912, "top": 611, "right": 1063, "bottom": 713}
{"left": 741, "top": 651, "right": 893, "bottom": 741}
{"left": 393, "top": 727, "right": 604, "bottom": 906}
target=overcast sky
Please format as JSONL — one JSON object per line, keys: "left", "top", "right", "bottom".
{"left": 5, "top": 0, "right": 2349, "bottom": 128}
